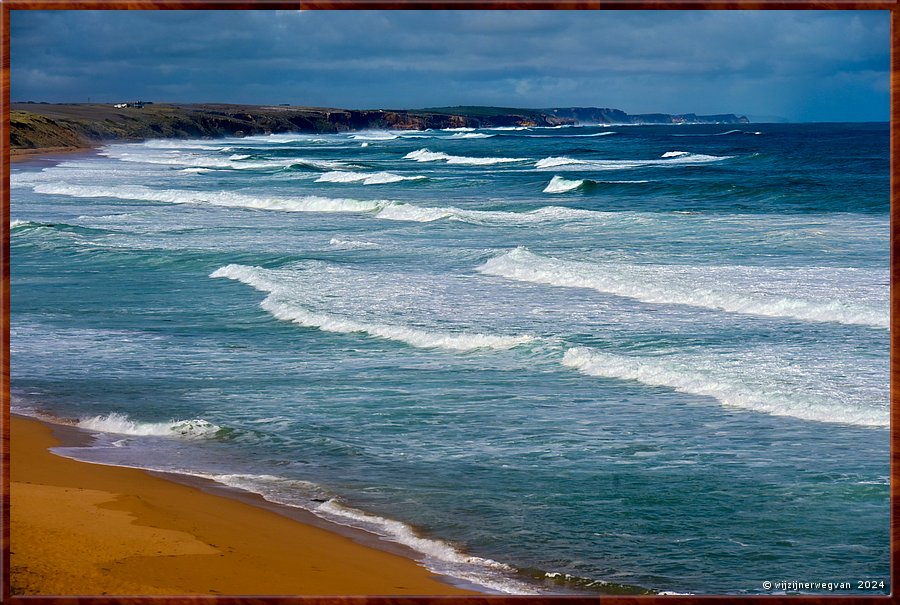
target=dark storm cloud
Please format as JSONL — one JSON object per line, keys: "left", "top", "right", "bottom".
{"left": 10, "top": 10, "right": 889, "bottom": 122}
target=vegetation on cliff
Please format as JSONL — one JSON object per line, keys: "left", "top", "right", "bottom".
{"left": 10, "top": 102, "right": 748, "bottom": 151}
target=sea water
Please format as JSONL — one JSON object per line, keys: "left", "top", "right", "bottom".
{"left": 9, "top": 122, "right": 889, "bottom": 594}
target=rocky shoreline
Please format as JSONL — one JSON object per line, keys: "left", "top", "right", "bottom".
{"left": 10, "top": 102, "right": 748, "bottom": 151}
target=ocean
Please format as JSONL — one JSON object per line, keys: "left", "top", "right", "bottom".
{"left": 9, "top": 122, "right": 890, "bottom": 595}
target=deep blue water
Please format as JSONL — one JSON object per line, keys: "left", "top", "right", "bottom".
{"left": 10, "top": 122, "right": 890, "bottom": 594}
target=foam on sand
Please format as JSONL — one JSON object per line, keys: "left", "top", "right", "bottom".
{"left": 188, "top": 472, "right": 537, "bottom": 594}
{"left": 477, "top": 247, "right": 888, "bottom": 328}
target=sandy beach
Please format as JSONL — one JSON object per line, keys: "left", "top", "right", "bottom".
{"left": 9, "top": 415, "right": 480, "bottom": 596}
{"left": 11, "top": 146, "right": 98, "bottom": 163}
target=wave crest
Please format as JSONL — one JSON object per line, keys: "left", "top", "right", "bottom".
{"left": 562, "top": 347, "right": 887, "bottom": 427}
{"left": 535, "top": 152, "right": 732, "bottom": 171}
{"left": 77, "top": 412, "right": 223, "bottom": 438}
{"left": 32, "top": 183, "right": 390, "bottom": 214}
{"left": 404, "top": 148, "right": 526, "bottom": 165}
{"left": 210, "top": 264, "right": 534, "bottom": 352}
{"left": 477, "top": 248, "right": 887, "bottom": 328}
{"left": 315, "top": 171, "right": 426, "bottom": 185}
{"left": 543, "top": 176, "right": 587, "bottom": 193}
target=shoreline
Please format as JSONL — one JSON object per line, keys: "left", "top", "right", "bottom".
{"left": 11, "top": 146, "right": 99, "bottom": 164}
{"left": 10, "top": 413, "right": 485, "bottom": 596}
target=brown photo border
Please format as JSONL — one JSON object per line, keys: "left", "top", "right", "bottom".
{"left": 0, "top": 2, "right": 896, "bottom": 603}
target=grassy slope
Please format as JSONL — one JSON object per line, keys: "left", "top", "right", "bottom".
{"left": 9, "top": 103, "right": 573, "bottom": 151}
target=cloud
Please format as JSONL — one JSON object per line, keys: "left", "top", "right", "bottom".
{"left": 10, "top": 10, "right": 889, "bottom": 121}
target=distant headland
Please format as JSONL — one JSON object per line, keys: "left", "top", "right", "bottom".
{"left": 10, "top": 102, "right": 749, "bottom": 153}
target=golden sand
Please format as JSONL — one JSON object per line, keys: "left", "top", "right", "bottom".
{"left": 10, "top": 415, "right": 479, "bottom": 596}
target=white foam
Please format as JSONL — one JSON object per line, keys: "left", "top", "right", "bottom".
{"left": 543, "top": 176, "right": 586, "bottom": 193}
{"left": 404, "top": 148, "right": 526, "bottom": 165}
{"left": 328, "top": 237, "right": 380, "bottom": 249}
{"left": 477, "top": 248, "right": 888, "bottom": 328}
{"left": 535, "top": 156, "right": 588, "bottom": 169}
{"left": 450, "top": 132, "right": 494, "bottom": 139}
{"left": 562, "top": 347, "right": 887, "bottom": 427}
{"left": 441, "top": 127, "right": 476, "bottom": 132}
{"left": 316, "top": 171, "right": 425, "bottom": 185}
{"left": 31, "top": 181, "right": 640, "bottom": 228}
{"left": 77, "top": 412, "right": 222, "bottom": 438}
{"left": 32, "top": 183, "right": 389, "bottom": 214}
{"left": 100, "top": 144, "right": 346, "bottom": 171}
{"left": 374, "top": 203, "right": 605, "bottom": 225}
{"left": 210, "top": 264, "right": 534, "bottom": 352}
{"left": 315, "top": 500, "right": 537, "bottom": 594}
{"left": 351, "top": 132, "right": 399, "bottom": 141}
{"left": 10, "top": 219, "right": 36, "bottom": 230}
{"left": 187, "top": 471, "right": 536, "bottom": 594}
{"left": 526, "top": 131, "right": 615, "bottom": 138}
{"left": 671, "top": 129, "right": 759, "bottom": 137}
{"left": 535, "top": 152, "right": 732, "bottom": 171}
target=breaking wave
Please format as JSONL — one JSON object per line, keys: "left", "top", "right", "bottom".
{"left": 404, "top": 148, "right": 526, "bottom": 165}
{"left": 10, "top": 219, "right": 39, "bottom": 230}
{"left": 210, "top": 264, "right": 534, "bottom": 352}
{"left": 671, "top": 130, "right": 762, "bottom": 137}
{"left": 101, "top": 146, "right": 347, "bottom": 171}
{"left": 328, "top": 237, "right": 381, "bottom": 249}
{"left": 477, "top": 248, "right": 887, "bottom": 328}
{"left": 561, "top": 347, "right": 887, "bottom": 427}
{"left": 350, "top": 132, "right": 399, "bottom": 141}
{"left": 534, "top": 152, "right": 732, "bottom": 170}
{"left": 31, "top": 183, "right": 390, "bottom": 214}
{"left": 373, "top": 203, "right": 615, "bottom": 225}
{"left": 450, "top": 132, "right": 495, "bottom": 139}
{"left": 525, "top": 131, "right": 615, "bottom": 138}
{"left": 543, "top": 176, "right": 587, "bottom": 193}
{"left": 316, "top": 171, "right": 426, "bottom": 185}
{"left": 31, "top": 182, "right": 641, "bottom": 227}
{"left": 77, "top": 412, "right": 223, "bottom": 438}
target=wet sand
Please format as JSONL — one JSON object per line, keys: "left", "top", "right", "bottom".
{"left": 10, "top": 415, "right": 480, "bottom": 596}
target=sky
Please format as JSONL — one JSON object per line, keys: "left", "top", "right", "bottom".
{"left": 10, "top": 10, "right": 890, "bottom": 122}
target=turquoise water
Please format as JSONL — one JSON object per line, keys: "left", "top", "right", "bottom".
{"left": 10, "top": 123, "right": 889, "bottom": 594}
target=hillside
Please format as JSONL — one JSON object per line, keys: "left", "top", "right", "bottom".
{"left": 9, "top": 103, "right": 748, "bottom": 152}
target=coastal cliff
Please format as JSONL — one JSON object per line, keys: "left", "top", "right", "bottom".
{"left": 10, "top": 103, "right": 749, "bottom": 152}
{"left": 546, "top": 107, "right": 750, "bottom": 125}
